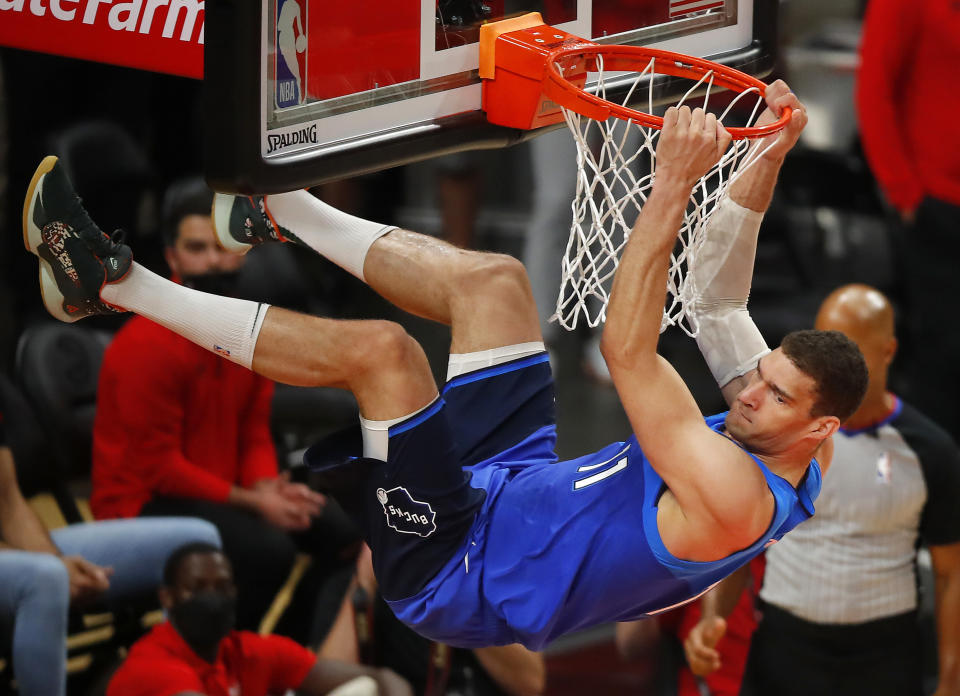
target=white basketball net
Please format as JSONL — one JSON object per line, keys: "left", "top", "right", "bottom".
{"left": 553, "top": 55, "right": 778, "bottom": 336}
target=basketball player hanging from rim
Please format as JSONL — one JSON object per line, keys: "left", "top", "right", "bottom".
{"left": 23, "top": 80, "right": 867, "bottom": 651}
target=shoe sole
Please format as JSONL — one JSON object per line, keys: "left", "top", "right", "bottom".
{"left": 22, "top": 155, "right": 77, "bottom": 323}
{"left": 212, "top": 193, "right": 254, "bottom": 255}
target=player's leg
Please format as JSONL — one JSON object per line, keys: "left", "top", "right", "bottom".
{"left": 214, "top": 191, "right": 542, "bottom": 355}
{"left": 363, "top": 230, "right": 542, "bottom": 354}
{"left": 22, "top": 157, "right": 436, "bottom": 422}
{"left": 252, "top": 307, "right": 437, "bottom": 419}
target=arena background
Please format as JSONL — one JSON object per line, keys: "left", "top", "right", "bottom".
{"left": 0, "top": 0, "right": 942, "bottom": 693}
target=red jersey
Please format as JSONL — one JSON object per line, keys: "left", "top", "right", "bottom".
{"left": 92, "top": 316, "right": 277, "bottom": 519}
{"left": 672, "top": 557, "right": 765, "bottom": 696}
{"left": 106, "top": 622, "right": 315, "bottom": 696}
{"left": 856, "top": 0, "right": 960, "bottom": 211}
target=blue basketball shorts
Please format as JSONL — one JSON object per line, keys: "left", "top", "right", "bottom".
{"left": 306, "top": 348, "right": 555, "bottom": 601}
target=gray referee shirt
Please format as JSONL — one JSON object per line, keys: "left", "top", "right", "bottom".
{"left": 760, "top": 397, "right": 960, "bottom": 625}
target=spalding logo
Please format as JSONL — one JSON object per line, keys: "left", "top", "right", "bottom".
{"left": 377, "top": 487, "right": 437, "bottom": 538}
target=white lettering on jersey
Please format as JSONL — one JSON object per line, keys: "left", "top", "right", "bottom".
{"left": 573, "top": 446, "right": 629, "bottom": 490}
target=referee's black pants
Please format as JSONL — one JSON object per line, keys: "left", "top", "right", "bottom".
{"left": 740, "top": 602, "right": 923, "bottom": 696}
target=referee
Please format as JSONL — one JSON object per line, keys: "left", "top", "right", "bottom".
{"left": 684, "top": 284, "right": 960, "bottom": 696}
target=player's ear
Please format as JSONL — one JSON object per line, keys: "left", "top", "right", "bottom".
{"left": 811, "top": 416, "right": 839, "bottom": 440}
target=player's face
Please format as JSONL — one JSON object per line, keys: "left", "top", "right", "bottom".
{"left": 725, "top": 349, "right": 824, "bottom": 454}
{"left": 165, "top": 214, "right": 246, "bottom": 278}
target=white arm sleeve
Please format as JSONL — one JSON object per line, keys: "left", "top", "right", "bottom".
{"left": 691, "top": 196, "right": 770, "bottom": 387}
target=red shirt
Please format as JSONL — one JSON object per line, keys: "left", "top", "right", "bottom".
{"left": 856, "top": 0, "right": 960, "bottom": 210}
{"left": 92, "top": 316, "right": 277, "bottom": 519}
{"left": 107, "top": 622, "right": 315, "bottom": 696}
{"left": 672, "top": 557, "right": 765, "bottom": 696}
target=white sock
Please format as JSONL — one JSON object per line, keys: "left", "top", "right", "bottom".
{"left": 100, "top": 263, "right": 268, "bottom": 370}
{"left": 359, "top": 398, "right": 437, "bottom": 462}
{"left": 265, "top": 190, "right": 396, "bottom": 281}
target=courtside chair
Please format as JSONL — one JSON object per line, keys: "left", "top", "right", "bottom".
{"left": 15, "top": 322, "right": 111, "bottom": 514}
{"left": 0, "top": 372, "right": 139, "bottom": 694}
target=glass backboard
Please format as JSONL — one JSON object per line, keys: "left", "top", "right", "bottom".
{"left": 204, "top": 0, "right": 777, "bottom": 193}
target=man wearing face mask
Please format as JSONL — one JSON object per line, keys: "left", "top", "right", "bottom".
{"left": 91, "top": 178, "right": 359, "bottom": 635}
{"left": 107, "top": 543, "right": 411, "bottom": 696}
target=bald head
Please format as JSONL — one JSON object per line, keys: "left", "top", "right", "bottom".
{"left": 815, "top": 284, "right": 895, "bottom": 341}
{"left": 814, "top": 284, "right": 897, "bottom": 410}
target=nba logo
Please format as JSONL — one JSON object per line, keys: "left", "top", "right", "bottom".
{"left": 876, "top": 451, "right": 892, "bottom": 484}
{"left": 275, "top": 0, "right": 307, "bottom": 108}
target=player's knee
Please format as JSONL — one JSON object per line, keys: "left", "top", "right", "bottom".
{"left": 350, "top": 321, "right": 420, "bottom": 375}
{"left": 458, "top": 253, "right": 533, "bottom": 306}
{"left": 347, "top": 321, "right": 436, "bottom": 413}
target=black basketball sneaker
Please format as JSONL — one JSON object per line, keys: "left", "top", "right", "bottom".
{"left": 23, "top": 156, "right": 132, "bottom": 322}
{"left": 211, "top": 193, "right": 296, "bottom": 254}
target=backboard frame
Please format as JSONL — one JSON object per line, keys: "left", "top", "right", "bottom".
{"left": 204, "top": 0, "right": 779, "bottom": 194}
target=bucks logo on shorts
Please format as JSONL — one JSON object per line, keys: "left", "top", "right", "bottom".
{"left": 377, "top": 487, "right": 437, "bottom": 538}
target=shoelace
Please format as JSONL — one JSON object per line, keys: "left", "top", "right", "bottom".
{"left": 89, "top": 228, "right": 127, "bottom": 256}
{"left": 48, "top": 170, "right": 128, "bottom": 269}
{"left": 61, "top": 186, "right": 125, "bottom": 252}
{"left": 62, "top": 193, "right": 100, "bottom": 237}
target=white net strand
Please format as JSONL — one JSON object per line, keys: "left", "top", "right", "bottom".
{"left": 552, "top": 55, "right": 779, "bottom": 336}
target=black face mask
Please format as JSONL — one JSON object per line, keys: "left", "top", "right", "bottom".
{"left": 180, "top": 270, "right": 242, "bottom": 297}
{"left": 169, "top": 591, "right": 237, "bottom": 659}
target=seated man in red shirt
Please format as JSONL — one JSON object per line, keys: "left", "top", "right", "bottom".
{"left": 108, "top": 542, "right": 410, "bottom": 696}
{"left": 91, "top": 178, "right": 357, "bottom": 632}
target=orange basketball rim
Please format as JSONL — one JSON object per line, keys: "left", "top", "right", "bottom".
{"left": 480, "top": 12, "right": 791, "bottom": 139}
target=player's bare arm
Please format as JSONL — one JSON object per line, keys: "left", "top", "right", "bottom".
{"left": 601, "top": 106, "right": 772, "bottom": 561}
{"left": 708, "top": 81, "right": 810, "bottom": 406}
{"left": 685, "top": 83, "right": 837, "bottom": 475}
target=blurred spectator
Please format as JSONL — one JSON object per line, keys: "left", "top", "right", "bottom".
{"left": 318, "top": 546, "right": 546, "bottom": 696}
{"left": 617, "top": 557, "right": 765, "bottom": 696}
{"left": 685, "top": 284, "right": 960, "bottom": 696}
{"left": 522, "top": 130, "right": 572, "bottom": 349}
{"left": 107, "top": 542, "right": 411, "bottom": 696}
{"left": 856, "top": 0, "right": 960, "bottom": 438}
{"left": 0, "top": 395, "right": 221, "bottom": 696}
{"left": 436, "top": 152, "right": 483, "bottom": 249}
{"left": 91, "top": 177, "right": 359, "bottom": 634}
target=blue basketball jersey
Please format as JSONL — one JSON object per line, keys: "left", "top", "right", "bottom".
{"left": 388, "top": 412, "right": 821, "bottom": 650}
